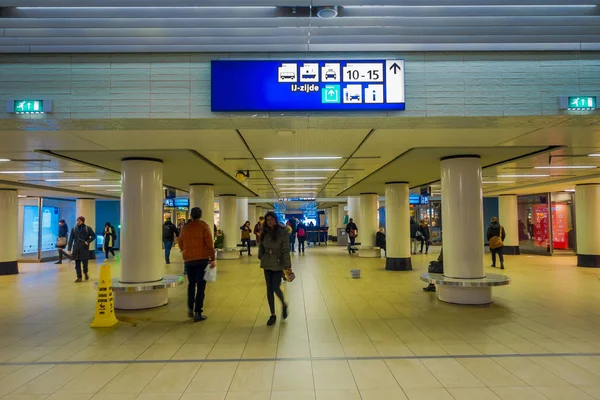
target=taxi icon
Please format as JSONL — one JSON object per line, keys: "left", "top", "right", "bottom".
{"left": 325, "top": 69, "right": 336, "bottom": 79}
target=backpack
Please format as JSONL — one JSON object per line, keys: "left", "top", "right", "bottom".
{"left": 163, "top": 224, "right": 174, "bottom": 238}
{"left": 298, "top": 227, "right": 305, "bottom": 237}
{"left": 428, "top": 260, "right": 444, "bottom": 274}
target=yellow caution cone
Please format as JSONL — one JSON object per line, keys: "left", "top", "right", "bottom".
{"left": 90, "top": 264, "right": 118, "bottom": 328}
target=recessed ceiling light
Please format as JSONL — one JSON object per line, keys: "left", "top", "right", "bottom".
{"left": 0, "top": 159, "right": 10, "bottom": 162}
{"left": 588, "top": 154, "right": 600, "bottom": 157}
{"left": 276, "top": 183, "right": 322, "bottom": 186}
{"left": 276, "top": 187, "right": 319, "bottom": 190}
{"left": 106, "top": 189, "right": 122, "bottom": 192}
{"left": 482, "top": 181, "right": 516, "bottom": 184}
{"left": 497, "top": 174, "right": 550, "bottom": 178}
{"left": 0, "top": 170, "right": 63, "bottom": 174}
{"left": 274, "top": 177, "right": 327, "bottom": 180}
{"left": 534, "top": 166, "right": 596, "bottom": 169}
{"left": 265, "top": 156, "right": 342, "bottom": 160}
{"left": 18, "top": 195, "right": 27, "bottom": 198}
{"left": 275, "top": 168, "right": 338, "bottom": 172}
{"left": 565, "top": 189, "right": 576, "bottom": 192}
{"left": 80, "top": 184, "right": 121, "bottom": 188}
{"left": 46, "top": 178, "right": 102, "bottom": 182}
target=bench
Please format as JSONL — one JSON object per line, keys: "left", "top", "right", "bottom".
{"left": 98, "top": 275, "right": 185, "bottom": 310}
{"left": 420, "top": 273, "right": 510, "bottom": 305}
{"left": 216, "top": 247, "right": 244, "bottom": 260}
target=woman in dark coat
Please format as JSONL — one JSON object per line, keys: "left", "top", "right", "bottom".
{"left": 68, "top": 216, "right": 96, "bottom": 282}
{"left": 259, "top": 212, "right": 291, "bottom": 326}
{"left": 55, "top": 219, "right": 69, "bottom": 264}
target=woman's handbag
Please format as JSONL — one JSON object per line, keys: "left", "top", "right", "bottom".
{"left": 283, "top": 267, "right": 296, "bottom": 282}
{"left": 489, "top": 227, "right": 504, "bottom": 250}
{"left": 56, "top": 237, "right": 67, "bottom": 248}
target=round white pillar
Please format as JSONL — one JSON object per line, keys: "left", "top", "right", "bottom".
{"left": 576, "top": 184, "right": 600, "bottom": 267}
{"left": 219, "top": 194, "right": 239, "bottom": 260}
{"left": 347, "top": 197, "right": 361, "bottom": 243}
{"left": 498, "top": 194, "right": 520, "bottom": 255}
{"left": 76, "top": 198, "right": 96, "bottom": 259}
{"left": 385, "top": 183, "right": 412, "bottom": 271}
{"left": 190, "top": 184, "right": 214, "bottom": 236}
{"left": 118, "top": 158, "right": 167, "bottom": 309}
{"left": 248, "top": 205, "right": 257, "bottom": 227}
{"left": 0, "top": 190, "right": 18, "bottom": 275}
{"left": 330, "top": 205, "right": 339, "bottom": 240}
{"left": 236, "top": 197, "right": 248, "bottom": 228}
{"left": 359, "top": 193, "right": 379, "bottom": 258}
{"left": 440, "top": 155, "right": 490, "bottom": 304}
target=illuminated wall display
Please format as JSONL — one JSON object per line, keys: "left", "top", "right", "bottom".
{"left": 6, "top": 99, "right": 53, "bottom": 114}
{"left": 558, "top": 96, "right": 597, "bottom": 111}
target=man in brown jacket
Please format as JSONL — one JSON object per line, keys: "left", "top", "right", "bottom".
{"left": 179, "top": 207, "right": 216, "bottom": 322}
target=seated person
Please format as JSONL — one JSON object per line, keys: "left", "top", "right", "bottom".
{"left": 376, "top": 227, "right": 386, "bottom": 256}
{"left": 423, "top": 248, "right": 442, "bottom": 293}
{"left": 214, "top": 230, "right": 224, "bottom": 249}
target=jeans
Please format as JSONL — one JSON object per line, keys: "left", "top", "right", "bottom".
{"left": 420, "top": 239, "right": 429, "bottom": 253}
{"left": 348, "top": 236, "right": 356, "bottom": 253}
{"left": 491, "top": 246, "right": 504, "bottom": 267}
{"left": 75, "top": 260, "right": 88, "bottom": 278}
{"left": 164, "top": 240, "right": 173, "bottom": 263}
{"left": 298, "top": 238, "right": 305, "bottom": 252}
{"left": 289, "top": 234, "right": 296, "bottom": 252}
{"left": 264, "top": 269, "right": 285, "bottom": 315}
{"left": 241, "top": 238, "right": 251, "bottom": 255}
{"left": 186, "top": 259, "right": 209, "bottom": 313}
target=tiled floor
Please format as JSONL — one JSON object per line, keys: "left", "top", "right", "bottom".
{"left": 1, "top": 245, "right": 600, "bottom": 399}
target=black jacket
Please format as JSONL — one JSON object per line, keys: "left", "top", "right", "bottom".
{"left": 376, "top": 232, "right": 386, "bottom": 249}
{"left": 410, "top": 219, "right": 419, "bottom": 238}
{"left": 345, "top": 222, "right": 358, "bottom": 234}
{"left": 418, "top": 225, "right": 430, "bottom": 241}
{"left": 486, "top": 222, "right": 506, "bottom": 241}
{"left": 162, "top": 222, "right": 179, "bottom": 242}
{"left": 68, "top": 224, "right": 96, "bottom": 261}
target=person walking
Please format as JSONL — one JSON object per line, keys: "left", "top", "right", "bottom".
{"left": 487, "top": 217, "right": 506, "bottom": 269}
{"left": 103, "top": 222, "right": 117, "bottom": 260}
{"left": 254, "top": 216, "right": 264, "bottom": 245}
{"left": 297, "top": 222, "right": 306, "bottom": 253}
{"left": 179, "top": 207, "right": 216, "bottom": 322}
{"left": 55, "top": 219, "right": 69, "bottom": 264}
{"left": 67, "top": 216, "right": 96, "bottom": 283}
{"left": 162, "top": 218, "right": 179, "bottom": 264}
{"left": 376, "top": 227, "right": 386, "bottom": 257}
{"left": 286, "top": 220, "right": 296, "bottom": 252}
{"left": 419, "top": 220, "right": 431, "bottom": 254}
{"left": 410, "top": 218, "right": 419, "bottom": 255}
{"left": 259, "top": 212, "right": 290, "bottom": 326}
{"left": 240, "top": 220, "right": 252, "bottom": 256}
{"left": 345, "top": 218, "right": 358, "bottom": 254}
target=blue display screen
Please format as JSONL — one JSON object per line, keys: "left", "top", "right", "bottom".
{"left": 22, "top": 206, "right": 59, "bottom": 254}
{"left": 164, "top": 198, "right": 189, "bottom": 208}
{"left": 409, "top": 194, "right": 429, "bottom": 205}
{"left": 211, "top": 59, "right": 405, "bottom": 112}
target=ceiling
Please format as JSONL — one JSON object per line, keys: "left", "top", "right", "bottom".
{"left": 1, "top": 114, "right": 600, "bottom": 203}
{"left": 0, "top": 1, "right": 599, "bottom": 53}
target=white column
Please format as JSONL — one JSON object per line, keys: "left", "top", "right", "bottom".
{"left": 347, "top": 196, "right": 361, "bottom": 241}
{"left": 248, "top": 204, "right": 257, "bottom": 226}
{"left": 385, "top": 183, "right": 412, "bottom": 271}
{"left": 190, "top": 184, "right": 214, "bottom": 236}
{"left": 219, "top": 194, "right": 239, "bottom": 259}
{"left": 358, "top": 193, "right": 379, "bottom": 258}
{"left": 236, "top": 197, "right": 248, "bottom": 227}
{"left": 118, "top": 158, "right": 166, "bottom": 309}
{"left": 330, "top": 205, "right": 339, "bottom": 239}
{"left": 576, "top": 184, "right": 600, "bottom": 267}
{"left": 498, "top": 195, "right": 519, "bottom": 255}
{"left": 440, "top": 155, "right": 490, "bottom": 304}
{"left": 76, "top": 198, "right": 96, "bottom": 258}
{"left": 0, "top": 190, "right": 18, "bottom": 275}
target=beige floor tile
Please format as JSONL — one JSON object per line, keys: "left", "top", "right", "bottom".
{"left": 13, "top": 364, "right": 90, "bottom": 395}
{"left": 309, "top": 342, "right": 345, "bottom": 358}
{"left": 403, "top": 387, "right": 454, "bottom": 400}
{"left": 312, "top": 360, "right": 357, "bottom": 391}
{"left": 90, "top": 394, "right": 136, "bottom": 400}
{"left": 491, "top": 387, "right": 549, "bottom": 400}
{"left": 224, "top": 391, "right": 270, "bottom": 400}
{"left": 171, "top": 344, "right": 214, "bottom": 360}
{"left": 421, "top": 358, "right": 484, "bottom": 388}
{"left": 385, "top": 359, "right": 441, "bottom": 388}
{"left": 99, "top": 363, "right": 164, "bottom": 394}
{"left": 578, "top": 386, "right": 600, "bottom": 399}
{"left": 458, "top": 358, "right": 526, "bottom": 387}
{"left": 359, "top": 389, "right": 409, "bottom": 400}
{"left": 8, "top": 346, "right": 62, "bottom": 363}
{"left": 135, "top": 394, "right": 183, "bottom": 400}
{"left": 315, "top": 390, "right": 361, "bottom": 400}
{"left": 270, "top": 391, "right": 316, "bottom": 400}
{"left": 180, "top": 393, "right": 226, "bottom": 400}
{"left": 0, "top": 365, "right": 25, "bottom": 380}
{"left": 186, "top": 362, "right": 238, "bottom": 393}
{"left": 55, "top": 364, "right": 127, "bottom": 395}
{"left": 372, "top": 341, "right": 414, "bottom": 357}
{"left": 272, "top": 361, "right": 314, "bottom": 391}
{"left": 142, "top": 362, "right": 201, "bottom": 394}
{"left": 49, "top": 395, "right": 94, "bottom": 400}
{"left": 137, "top": 343, "right": 182, "bottom": 361}
{"left": 493, "top": 357, "right": 567, "bottom": 386}
{"left": 448, "top": 387, "right": 502, "bottom": 400}
{"left": 1, "top": 395, "right": 51, "bottom": 400}
{"left": 534, "top": 385, "right": 596, "bottom": 400}
{"left": 0, "top": 365, "right": 56, "bottom": 395}
{"left": 229, "top": 361, "right": 274, "bottom": 392}
{"left": 348, "top": 360, "right": 400, "bottom": 390}
{"left": 530, "top": 356, "right": 600, "bottom": 386}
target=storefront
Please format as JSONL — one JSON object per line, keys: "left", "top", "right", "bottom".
{"left": 163, "top": 197, "right": 189, "bottom": 225}
{"left": 517, "top": 192, "right": 575, "bottom": 255}
{"left": 412, "top": 195, "right": 442, "bottom": 244}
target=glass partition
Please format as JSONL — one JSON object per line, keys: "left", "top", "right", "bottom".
{"left": 550, "top": 192, "right": 576, "bottom": 254}
{"left": 517, "top": 194, "right": 551, "bottom": 255}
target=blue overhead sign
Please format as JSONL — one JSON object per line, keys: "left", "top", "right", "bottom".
{"left": 211, "top": 60, "right": 405, "bottom": 112}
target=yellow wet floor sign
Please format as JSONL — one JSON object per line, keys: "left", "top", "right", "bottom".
{"left": 91, "top": 264, "right": 118, "bottom": 328}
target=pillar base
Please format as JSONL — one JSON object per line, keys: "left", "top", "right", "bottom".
{"left": 0, "top": 260, "right": 18, "bottom": 275}
{"left": 217, "top": 249, "right": 241, "bottom": 260}
{"left": 577, "top": 254, "right": 600, "bottom": 268}
{"left": 358, "top": 248, "right": 381, "bottom": 258}
{"left": 438, "top": 286, "right": 492, "bottom": 305}
{"left": 385, "top": 257, "right": 412, "bottom": 271}
{"left": 503, "top": 246, "right": 520, "bottom": 255}
{"left": 114, "top": 288, "right": 169, "bottom": 310}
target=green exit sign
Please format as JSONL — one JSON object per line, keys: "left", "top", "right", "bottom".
{"left": 13, "top": 100, "right": 44, "bottom": 114}
{"left": 568, "top": 96, "right": 596, "bottom": 111}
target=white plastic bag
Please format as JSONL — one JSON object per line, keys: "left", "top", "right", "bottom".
{"left": 203, "top": 265, "right": 217, "bottom": 282}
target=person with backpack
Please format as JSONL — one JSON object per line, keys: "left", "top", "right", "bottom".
{"left": 103, "top": 222, "right": 117, "bottom": 260}
{"left": 410, "top": 218, "right": 420, "bottom": 255}
{"left": 345, "top": 218, "right": 358, "bottom": 254}
{"left": 297, "top": 222, "right": 307, "bottom": 253}
{"left": 487, "top": 217, "right": 506, "bottom": 269}
{"left": 67, "top": 216, "right": 96, "bottom": 283}
{"left": 162, "top": 218, "right": 179, "bottom": 264}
